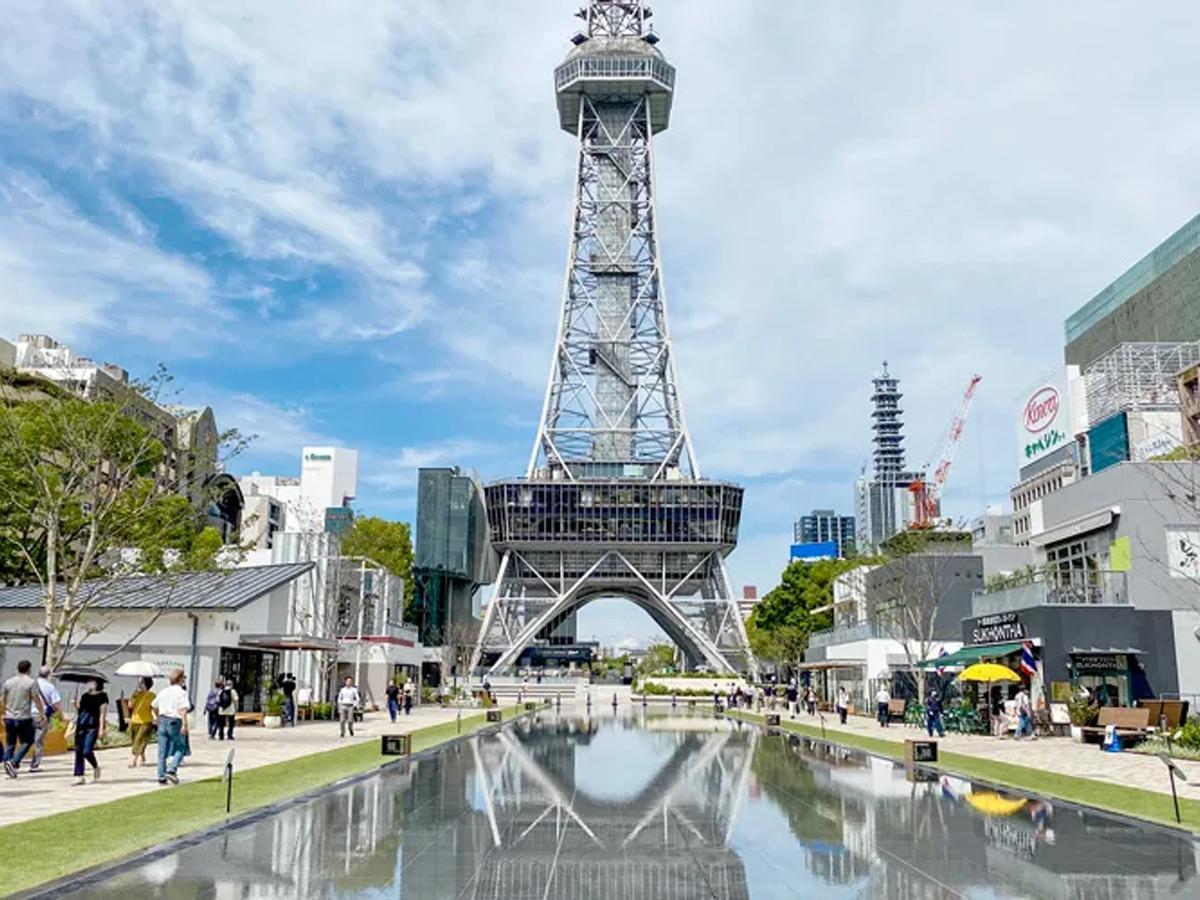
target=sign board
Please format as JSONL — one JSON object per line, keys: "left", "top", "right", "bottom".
{"left": 790, "top": 541, "right": 838, "bottom": 561}
{"left": 380, "top": 734, "right": 411, "bottom": 757}
{"left": 764, "top": 713, "right": 781, "bottom": 727}
{"left": 969, "top": 612, "right": 1027, "bottom": 644}
{"left": 524, "top": 701, "right": 537, "bottom": 711}
{"left": 1166, "top": 528, "right": 1200, "bottom": 580}
{"left": 1071, "top": 654, "right": 1127, "bottom": 674}
{"left": 1017, "top": 370, "right": 1072, "bottom": 468}
{"left": 486, "top": 709, "right": 502, "bottom": 723}
{"left": 905, "top": 739, "right": 938, "bottom": 764}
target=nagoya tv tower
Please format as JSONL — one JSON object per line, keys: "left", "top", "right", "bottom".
{"left": 472, "top": 0, "right": 754, "bottom": 677}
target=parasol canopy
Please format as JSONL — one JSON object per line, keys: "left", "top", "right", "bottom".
{"left": 957, "top": 663, "right": 1020, "bottom": 683}
{"left": 115, "top": 660, "right": 162, "bottom": 678}
{"left": 965, "top": 791, "right": 1028, "bottom": 816}
{"left": 53, "top": 665, "right": 108, "bottom": 684}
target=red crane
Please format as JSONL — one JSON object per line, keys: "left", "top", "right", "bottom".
{"left": 909, "top": 374, "right": 982, "bottom": 528}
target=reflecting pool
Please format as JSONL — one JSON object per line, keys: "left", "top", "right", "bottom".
{"left": 54, "top": 711, "right": 1200, "bottom": 898}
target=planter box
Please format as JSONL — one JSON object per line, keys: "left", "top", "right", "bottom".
{"left": 1070, "top": 725, "right": 1084, "bottom": 743}
{"left": 43, "top": 728, "right": 68, "bottom": 756}
{"left": 263, "top": 715, "right": 283, "bottom": 729}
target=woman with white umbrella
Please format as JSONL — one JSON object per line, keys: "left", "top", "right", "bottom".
{"left": 115, "top": 661, "right": 161, "bottom": 768}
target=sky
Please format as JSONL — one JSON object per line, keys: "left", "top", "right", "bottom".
{"left": 4, "top": 1, "right": 1200, "bottom": 646}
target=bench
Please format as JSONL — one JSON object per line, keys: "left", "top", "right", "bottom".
{"left": 234, "top": 711, "right": 264, "bottom": 726}
{"left": 887, "top": 699, "right": 907, "bottom": 723}
{"left": 1137, "top": 699, "right": 1190, "bottom": 731}
{"left": 1079, "top": 707, "right": 1150, "bottom": 743}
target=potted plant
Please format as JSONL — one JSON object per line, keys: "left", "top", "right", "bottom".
{"left": 263, "top": 691, "right": 285, "bottom": 728}
{"left": 1067, "top": 694, "right": 1098, "bottom": 742}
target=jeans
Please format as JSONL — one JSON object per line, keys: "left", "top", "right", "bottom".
{"left": 73, "top": 727, "right": 99, "bottom": 777}
{"left": 927, "top": 712, "right": 945, "bottom": 738}
{"left": 1016, "top": 711, "right": 1033, "bottom": 738}
{"left": 157, "top": 716, "right": 187, "bottom": 780}
{"left": 218, "top": 714, "right": 235, "bottom": 740}
{"left": 387, "top": 698, "right": 399, "bottom": 722}
{"left": 207, "top": 709, "right": 220, "bottom": 738}
{"left": 877, "top": 702, "right": 890, "bottom": 727}
{"left": 339, "top": 704, "right": 355, "bottom": 736}
{"left": 837, "top": 706, "right": 848, "bottom": 725}
{"left": 31, "top": 720, "right": 50, "bottom": 767}
{"left": 284, "top": 699, "right": 295, "bottom": 726}
{"left": 3, "top": 718, "right": 35, "bottom": 768}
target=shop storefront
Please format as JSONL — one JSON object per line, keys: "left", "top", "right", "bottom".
{"left": 219, "top": 647, "right": 280, "bottom": 713}
{"left": 959, "top": 605, "right": 1177, "bottom": 704}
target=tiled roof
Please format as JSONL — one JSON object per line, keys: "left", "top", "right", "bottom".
{"left": 0, "top": 563, "right": 313, "bottom": 611}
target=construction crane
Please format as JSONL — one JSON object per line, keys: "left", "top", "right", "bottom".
{"left": 909, "top": 374, "right": 982, "bottom": 528}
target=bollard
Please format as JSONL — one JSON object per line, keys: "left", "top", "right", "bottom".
{"left": 457, "top": 710, "right": 462, "bottom": 734}
{"left": 223, "top": 747, "right": 235, "bottom": 815}
{"left": 612, "top": 692, "right": 618, "bottom": 709}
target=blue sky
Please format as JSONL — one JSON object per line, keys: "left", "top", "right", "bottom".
{"left": 4, "top": 1, "right": 1200, "bottom": 644}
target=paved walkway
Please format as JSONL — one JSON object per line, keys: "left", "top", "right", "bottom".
{"left": 748, "top": 706, "right": 1198, "bottom": 800}
{"left": 0, "top": 706, "right": 467, "bottom": 828}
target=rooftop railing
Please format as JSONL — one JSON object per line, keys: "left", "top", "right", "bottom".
{"left": 807, "top": 621, "right": 887, "bottom": 650}
{"left": 554, "top": 56, "right": 676, "bottom": 91}
{"left": 971, "top": 570, "right": 1129, "bottom": 617}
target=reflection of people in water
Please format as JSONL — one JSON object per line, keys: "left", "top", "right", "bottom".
{"left": 1027, "top": 799, "right": 1055, "bottom": 845}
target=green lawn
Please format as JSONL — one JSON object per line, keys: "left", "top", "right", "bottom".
{"left": 0, "top": 705, "right": 526, "bottom": 898}
{"left": 728, "top": 709, "right": 1200, "bottom": 831}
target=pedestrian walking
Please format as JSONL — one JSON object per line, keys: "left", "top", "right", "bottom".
{"left": 205, "top": 680, "right": 222, "bottom": 739}
{"left": 786, "top": 680, "right": 798, "bottom": 718}
{"left": 72, "top": 678, "right": 108, "bottom": 785}
{"left": 152, "top": 668, "right": 192, "bottom": 785}
{"left": 875, "top": 685, "right": 891, "bottom": 728}
{"left": 403, "top": 682, "right": 414, "bottom": 716}
{"left": 280, "top": 673, "right": 297, "bottom": 726}
{"left": 925, "top": 691, "right": 946, "bottom": 738}
{"left": 835, "top": 686, "right": 849, "bottom": 725}
{"left": 128, "top": 676, "right": 156, "bottom": 768}
{"left": 338, "top": 676, "right": 360, "bottom": 738}
{"left": 385, "top": 680, "right": 400, "bottom": 723}
{"left": 3, "top": 659, "right": 47, "bottom": 778}
{"left": 216, "top": 680, "right": 238, "bottom": 741}
{"left": 806, "top": 686, "right": 817, "bottom": 716}
{"left": 30, "top": 666, "right": 61, "bottom": 772}
{"left": 1014, "top": 687, "right": 1034, "bottom": 740}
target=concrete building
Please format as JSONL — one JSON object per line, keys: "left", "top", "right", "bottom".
{"left": 1065, "top": 211, "right": 1200, "bottom": 368}
{"left": 1179, "top": 361, "right": 1200, "bottom": 447}
{"left": 241, "top": 492, "right": 287, "bottom": 551}
{"left": 737, "top": 585, "right": 759, "bottom": 621}
{"left": 968, "top": 461, "right": 1200, "bottom": 703}
{"left": 241, "top": 446, "right": 358, "bottom": 536}
{"left": 795, "top": 509, "right": 856, "bottom": 558}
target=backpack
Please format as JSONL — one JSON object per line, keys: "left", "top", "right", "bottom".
{"left": 218, "top": 688, "right": 232, "bottom": 709}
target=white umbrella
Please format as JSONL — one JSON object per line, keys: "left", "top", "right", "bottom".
{"left": 116, "top": 660, "right": 162, "bottom": 678}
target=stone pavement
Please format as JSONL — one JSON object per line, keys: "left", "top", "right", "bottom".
{"left": 753, "top": 706, "right": 1199, "bottom": 800}
{"left": 0, "top": 705, "right": 468, "bottom": 828}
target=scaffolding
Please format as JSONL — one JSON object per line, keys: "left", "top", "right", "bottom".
{"left": 1083, "top": 341, "right": 1200, "bottom": 425}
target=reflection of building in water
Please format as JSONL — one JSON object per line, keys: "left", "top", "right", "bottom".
{"left": 754, "top": 733, "right": 1199, "bottom": 900}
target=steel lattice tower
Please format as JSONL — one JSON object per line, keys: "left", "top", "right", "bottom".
{"left": 471, "top": 0, "right": 754, "bottom": 677}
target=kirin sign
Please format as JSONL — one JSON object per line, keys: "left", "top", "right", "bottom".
{"left": 1017, "top": 372, "right": 1070, "bottom": 467}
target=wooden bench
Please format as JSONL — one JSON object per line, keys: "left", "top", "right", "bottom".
{"left": 1137, "top": 699, "right": 1190, "bottom": 730}
{"left": 234, "top": 711, "right": 264, "bottom": 726}
{"left": 887, "top": 699, "right": 907, "bottom": 723}
{"left": 1079, "top": 707, "right": 1150, "bottom": 743}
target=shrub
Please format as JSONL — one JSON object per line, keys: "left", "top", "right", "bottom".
{"left": 264, "top": 691, "right": 285, "bottom": 717}
{"left": 1066, "top": 694, "right": 1098, "bottom": 727}
{"left": 310, "top": 702, "right": 333, "bottom": 720}
{"left": 1177, "top": 715, "right": 1200, "bottom": 750}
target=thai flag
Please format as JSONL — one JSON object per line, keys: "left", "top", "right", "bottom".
{"left": 935, "top": 647, "right": 948, "bottom": 678}
{"left": 1020, "top": 642, "right": 1038, "bottom": 678}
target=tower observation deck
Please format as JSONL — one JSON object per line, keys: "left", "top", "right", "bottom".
{"left": 471, "top": 1, "right": 754, "bottom": 676}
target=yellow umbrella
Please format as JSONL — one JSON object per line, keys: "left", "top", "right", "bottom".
{"left": 957, "top": 662, "right": 1020, "bottom": 683}
{"left": 965, "top": 791, "right": 1028, "bottom": 816}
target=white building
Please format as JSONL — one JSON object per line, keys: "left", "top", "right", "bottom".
{"left": 0, "top": 564, "right": 315, "bottom": 719}
{"left": 241, "top": 446, "right": 358, "bottom": 535}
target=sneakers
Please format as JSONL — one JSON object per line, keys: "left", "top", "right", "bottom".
{"left": 3, "top": 761, "right": 15, "bottom": 779}
{"left": 72, "top": 777, "right": 86, "bottom": 786}
{"left": 93, "top": 766, "right": 101, "bottom": 783}
{"left": 158, "top": 779, "right": 169, "bottom": 786}
{"left": 165, "top": 771, "right": 179, "bottom": 785}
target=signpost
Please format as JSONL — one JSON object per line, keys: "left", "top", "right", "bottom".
{"left": 381, "top": 734, "right": 412, "bottom": 757}
{"left": 1157, "top": 752, "right": 1188, "bottom": 823}
{"left": 487, "top": 709, "right": 502, "bottom": 723}
{"left": 764, "top": 713, "right": 781, "bottom": 728}
{"left": 223, "top": 748, "right": 235, "bottom": 815}
{"left": 905, "top": 739, "right": 938, "bottom": 765}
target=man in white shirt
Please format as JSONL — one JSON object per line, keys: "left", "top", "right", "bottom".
{"left": 151, "top": 668, "right": 192, "bottom": 785}
{"left": 29, "top": 666, "right": 62, "bottom": 772}
{"left": 337, "top": 677, "right": 361, "bottom": 738}
{"left": 876, "top": 686, "right": 892, "bottom": 728}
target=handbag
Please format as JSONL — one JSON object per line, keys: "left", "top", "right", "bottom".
{"left": 64, "top": 718, "right": 77, "bottom": 743}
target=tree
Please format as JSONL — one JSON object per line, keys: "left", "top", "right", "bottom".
{"left": 751, "top": 556, "right": 880, "bottom": 636}
{"left": 0, "top": 367, "right": 243, "bottom": 668}
{"left": 636, "top": 642, "right": 677, "bottom": 677}
{"left": 866, "top": 531, "right": 972, "bottom": 703}
{"left": 340, "top": 516, "right": 415, "bottom": 619}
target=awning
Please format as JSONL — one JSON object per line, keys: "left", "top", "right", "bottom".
{"left": 795, "top": 660, "right": 867, "bottom": 671}
{"left": 240, "top": 634, "right": 340, "bottom": 652}
{"left": 921, "top": 641, "right": 1027, "bottom": 670}
{"left": 1030, "top": 506, "right": 1118, "bottom": 547}
{"left": 1069, "top": 646, "right": 1144, "bottom": 655}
